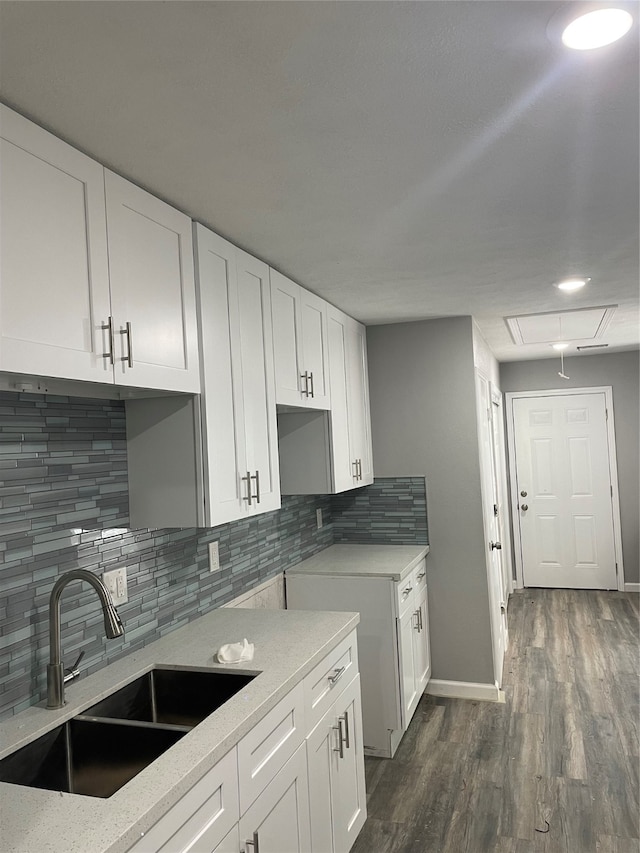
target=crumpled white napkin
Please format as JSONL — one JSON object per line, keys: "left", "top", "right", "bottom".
{"left": 216, "top": 638, "right": 254, "bottom": 664}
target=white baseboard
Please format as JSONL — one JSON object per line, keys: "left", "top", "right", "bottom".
{"left": 624, "top": 583, "right": 640, "bottom": 593}
{"left": 427, "top": 679, "right": 503, "bottom": 702}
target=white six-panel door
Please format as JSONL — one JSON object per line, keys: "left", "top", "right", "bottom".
{"left": 512, "top": 391, "right": 618, "bottom": 589}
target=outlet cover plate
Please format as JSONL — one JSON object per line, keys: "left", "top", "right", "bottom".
{"left": 103, "top": 567, "right": 128, "bottom": 605}
{"left": 209, "top": 541, "right": 220, "bottom": 573}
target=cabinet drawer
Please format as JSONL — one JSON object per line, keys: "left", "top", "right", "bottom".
{"left": 127, "top": 748, "right": 239, "bottom": 853}
{"left": 412, "top": 559, "right": 428, "bottom": 596}
{"left": 238, "top": 681, "right": 305, "bottom": 814}
{"left": 303, "top": 631, "right": 358, "bottom": 734}
{"left": 396, "top": 577, "right": 416, "bottom": 617}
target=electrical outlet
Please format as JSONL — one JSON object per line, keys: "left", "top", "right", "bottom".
{"left": 316, "top": 508, "right": 323, "bottom": 529}
{"left": 208, "top": 541, "right": 220, "bottom": 573}
{"left": 103, "top": 567, "right": 128, "bottom": 605}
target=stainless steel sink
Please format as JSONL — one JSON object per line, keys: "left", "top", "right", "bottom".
{"left": 82, "top": 666, "right": 256, "bottom": 728}
{"left": 0, "top": 666, "right": 257, "bottom": 798}
{"left": 0, "top": 717, "right": 185, "bottom": 798}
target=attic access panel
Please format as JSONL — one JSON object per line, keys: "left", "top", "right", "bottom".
{"left": 505, "top": 306, "right": 616, "bottom": 346}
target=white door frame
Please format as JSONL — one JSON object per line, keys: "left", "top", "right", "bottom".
{"left": 491, "top": 385, "right": 514, "bottom": 599}
{"left": 505, "top": 386, "right": 625, "bottom": 591}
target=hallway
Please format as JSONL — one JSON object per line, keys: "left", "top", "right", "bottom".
{"left": 352, "top": 589, "right": 640, "bottom": 853}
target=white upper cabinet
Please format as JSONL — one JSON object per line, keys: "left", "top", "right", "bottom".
{"left": 0, "top": 105, "right": 111, "bottom": 383}
{"left": 271, "top": 270, "right": 330, "bottom": 410}
{"left": 278, "top": 305, "right": 374, "bottom": 496}
{"left": 0, "top": 106, "right": 199, "bottom": 393}
{"left": 104, "top": 172, "right": 199, "bottom": 393}
{"left": 327, "top": 306, "right": 374, "bottom": 491}
{"left": 194, "top": 224, "right": 280, "bottom": 525}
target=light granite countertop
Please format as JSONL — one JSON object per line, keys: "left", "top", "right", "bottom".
{"left": 286, "top": 543, "right": 429, "bottom": 581}
{"left": 0, "top": 606, "right": 358, "bottom": 853}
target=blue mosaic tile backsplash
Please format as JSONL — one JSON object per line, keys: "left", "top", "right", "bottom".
{"left": 0, "top": 391, "right": 428, "bottom": 719}
{"left": 332, "top": 477, "right": 428, "bottom": 544}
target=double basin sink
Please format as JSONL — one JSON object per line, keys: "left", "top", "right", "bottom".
{"left": 0, "top": 667, "right": 256, "bottom": 799}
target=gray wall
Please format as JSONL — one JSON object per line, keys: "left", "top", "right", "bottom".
{"left": 367, "top": 316, "right": 495, "bottom": 685}
{"left": 500, "top": 350, "right": 640, "bottom": 585}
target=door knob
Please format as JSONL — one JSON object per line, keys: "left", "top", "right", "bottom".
{"left": 520, "top": 490, "right": 527, "bottom": 497}
{"left": 521, "top": 504, "right": 528, "bottom": 511}
{"left": 490, "top": 541, "right": 502, "bottom": 550}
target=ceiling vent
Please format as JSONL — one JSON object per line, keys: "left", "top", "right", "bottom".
{"left": 505, "top": 306, "right": 617, "bottom": 346}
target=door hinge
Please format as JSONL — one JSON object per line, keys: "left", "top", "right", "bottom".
{"left": 606, "top": 408, "right": 609, "bottom": 420}
{"left": 493, "top": 504, "right": 499, "bottom": 516}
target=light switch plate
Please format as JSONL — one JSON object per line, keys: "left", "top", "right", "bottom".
{"left": 103, "top": 567, "right": 128, "bottom": 605}
{"left": 209, "top": 541, "right": 220, "bottom": 573}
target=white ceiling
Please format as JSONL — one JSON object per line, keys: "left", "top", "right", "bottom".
{"left": 0, "top": 1, "right": 638, "bottom": 362}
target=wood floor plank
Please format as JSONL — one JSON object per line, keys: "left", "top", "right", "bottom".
{"left": 351, "top": 589, "right": 639, "bottom": 853}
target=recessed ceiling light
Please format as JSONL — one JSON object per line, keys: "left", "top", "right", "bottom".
{"left": 552, "top": 342, "right": 570, "bottom": 350}
{"left": 562, "top": 8, "right": 633, "bottom": 50}
{"left": 554, "top": 277, "right": 590, "bottom": 292}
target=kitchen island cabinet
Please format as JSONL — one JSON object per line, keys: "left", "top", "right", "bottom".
{"left": 286, "top": 544, "right": 431, "bottom": 758}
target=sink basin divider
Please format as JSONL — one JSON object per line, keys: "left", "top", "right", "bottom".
{"left": 74, "top": 714, "right": 192, "bottom": 734}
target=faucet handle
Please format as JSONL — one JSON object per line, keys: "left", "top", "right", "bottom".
{"left": 63, "top": 650, "right": 85, "bottom": 684}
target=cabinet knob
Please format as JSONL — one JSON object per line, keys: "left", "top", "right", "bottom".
{"left": 521, "top": 504, "right": 528, "bottom": 512}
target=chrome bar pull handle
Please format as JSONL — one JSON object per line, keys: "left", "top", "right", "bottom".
{"left": 403, "top": 585, "right": 412, "bottom": 598}
{"left": 328, "top": 665, "right": 346, "bottom": 685}
{"left": 245, "top": 831, "right": 260, "bottom": 853}
{"left": 308, "top": 371, "right": 315, "bottom": 398}
{"left": 300, "top": 371, "right": 310, "bottom": 397}
{"left": 417, "top": 571, "right": 426, "bottom": 581}
{"left": 251, "top": 470, "right": 261, "bottom": 504}
{"left": 121, "top": 322, "right": 133, "bottom": 367}
{"left": 103, "top": 317, "right": 115, "bottom": 364}
{"left": 352, "top": 460, "right": 359, "bottom": 479}
{"left": 341, "top": 710, "right": 350, "bottom": 749}
{"left": 418, "top": 607, "right": 423, "bottom": 631}
{"left": 242, "top": 472, "right": 252, "bottom": 505}
{"left": 357, "top": 459, "right": 363, "bottom": 480}
{"left": 333, "top": 720, "right": 345, "bottom": 758}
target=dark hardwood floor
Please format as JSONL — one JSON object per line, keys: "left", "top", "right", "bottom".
{"left": 352, "top": 589, "right": 640, "bottom": 853}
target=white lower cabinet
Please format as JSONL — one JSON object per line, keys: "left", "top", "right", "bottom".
{"left": 125, "top": 632, "right": 365, "bottom": 853}
{"left": 239, "top": 743, "right": 311, "bottom": 853}
{"left": 287, "top": 558, "right": 431, "bottom": 759}
{"left": 126, "top": 748, "right": 240, "bottom": 853}
{"left": 307, "top": 674, "right": 366, "bottom": 853}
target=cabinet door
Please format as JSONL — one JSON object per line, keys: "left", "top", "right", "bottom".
{"left": 0, "top": 105, "right": 112, "bottom": 383}
{"left": 126, "top": 748, "right": 239, "bottom": 853}
{"left": 346, "top": 318, "right": 373, "bottom": 486}
{"left": 299, "top": 290, "right": 330, "bottom": 410}
{"left": 239, "top": 743, "right": 311, "bottom": 853}
{"left": 397, "top": 606, "right": 419, "bottom": 728}
{"left": 236, "top": 251, "right": 281, "bottom": 515}
{"left": 105, "top": 171, "right": 199, "bottom": 393}
{"left": 327, "top": 307, "right": 357, "bottom": 492}
{"left": 212, "top": 825, "right": 240, "bottom": 853}
{"left": 414, "top": 587, "right": 431, "bottom": 696}
{"left": 331, "top": 675, "right": 367, "bottom": 853}
{"left": 271, "top": 270, "right": 303, "bottom": 407}
{"left": 194, "top": 226, "right": 246, "bottom": 526}
{"left": 306, "top": 710, "right": 336, "bottom": 853}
